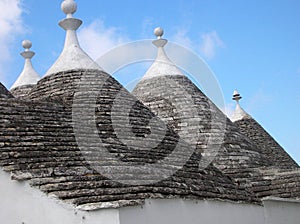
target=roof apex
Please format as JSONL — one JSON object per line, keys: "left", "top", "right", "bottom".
{"left": 11, "top": 40, "right": 40, "bottom": 90}
{"left": 142, "top": 27, "right": 184, "bottom": 80}
{"left": 44, "top": 0, "right": 102, "bottom": 77}
{"left": 231, "top": 90, "right": 251, "bottom": 122}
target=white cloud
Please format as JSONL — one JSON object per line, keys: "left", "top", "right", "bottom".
{"left": 171, "top": 29, "right": 193, "bottom": 50}
{"left": 171, "top": 29, "right": 224, "bottom": 60}
{"left": 78, "top": 20, "right": 129, "bottom": 60}
{"left": 94, "top": 40, "right": 156, "bottom": 75}
{"left": 78, "top": 21, "right": 161, "bottom": 77}
{"left": 200, "top": 31, "right": 224, "bottom": 59}
{"left": 0, "top": 0, "right": 24, "bottom": 83}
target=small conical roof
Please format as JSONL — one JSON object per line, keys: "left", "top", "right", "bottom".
{"left": 132, "top": 28, "right": 272, "bottom": 185}
{"left": 44, "top": 0, "right": 101, "bottom": 76}
{"left": 11, "top": 40, "right": 40, "bottom": 90}
{"left": 232, "top": 90, "right": 299, "bottom": 168}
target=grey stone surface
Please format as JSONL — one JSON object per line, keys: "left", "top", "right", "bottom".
{"left": 0, "top": 83, "right": 14, "bottom": 99}
{"left": 132, "top": 76, "right": 283, "bottom": 190}
{"left": 0, "top": 70, "right": 257, "bottom": 210}
{"left": 10, "top": 84, "right": 35, "bottom": 99}
{"left": 29, "top": 69, "right": 85, "bottom": 105}
{"left": 234, "top": 117, "right": 298, "bottom": 169}
{"left": 245, "top": 167, "right": 300, "bottom": 199}
{"left": 132, "top": 75, "right": 300, "bottom": 199}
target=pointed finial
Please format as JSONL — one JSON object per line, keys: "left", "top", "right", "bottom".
{"left": 231, "top": 90, "right": 250, "bottom": 122}
{"left": 154, "top": 27, "right": 164, "bottom": 39}
{"left": 232, "top": 90, "right": 242, "bottom": 102}
{"left": 61, "top": 0, "right": 77, "bottom": 18}
{"left": 142, "top": 27, "right": 184, "bottom": 80}
{"left": 10, "top": 40, "right": 40, "bottom": 90}
{"left": 44, "top": 0, "right": 101, "bottom": 76}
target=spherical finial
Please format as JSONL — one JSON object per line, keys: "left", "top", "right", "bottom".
{"left": 154, "top": 27, "right": 164, "bottom": 39}
{"left": 61, "top": 0, "right": 77, "bottom": 16}
{"left": 22, "top": 40, "right": 32, "bottom": 50}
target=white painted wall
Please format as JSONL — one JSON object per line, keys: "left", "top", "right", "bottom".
{"left": 120, "top": 199, "right": 264, "bottom": 224}
{"left": 263, "top": 197, "right": 300, "bottom": 224}
{"left": 0, "top": 170, "right": 120, "bottom": 224}
{"left": 1, "top": 169, "right": 300, "bottom": 224}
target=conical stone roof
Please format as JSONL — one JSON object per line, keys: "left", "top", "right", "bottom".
{"left": 29, "top": 0, "right": 102, "bottom": 105}
{"left": 231, "top": 91, "right": 299, "bottom": 169}
{"left": 1, "top": 0, "right": 299, "bottom": 213}
{"left": 133, "top": 76, "right": 271, "bottom": 175}
{"left": 0, "top": 69, "right": 258, "bottom": 210}
{"left": 132, "top": 28, "right": 273, "bottom": 186}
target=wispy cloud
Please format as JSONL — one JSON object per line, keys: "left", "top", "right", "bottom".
{"left": 78, "top": 21, "right": 225, "bottom": 64}
{"left": 0, "top": 0, "right": 24, "bottom": 84}
{"left": 170, "top": 29, "right": 224, "bottom": 60}
{"left": 171, "top": 28, "right": 193, "bottom": 50}
{"left": 200, "top": 31, "right": 224, "bottom": 59}
{"left": 77, "top": 20, "right": 157, "bottom": 76}
{"left": 78, "top": 20, "right": 129, "bottom": 60}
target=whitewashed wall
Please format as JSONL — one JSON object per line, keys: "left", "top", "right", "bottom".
{"left": 1, "top": 169, "right": 300, "bottom": 224}
{"left": 120, "top": 199, "right": 264, "bottom": 224}
{"left": 0, "top": 170, "right": 119, "bottom": 224}
{"left": 263, "top": 197, "right": 300, "bottom": 224}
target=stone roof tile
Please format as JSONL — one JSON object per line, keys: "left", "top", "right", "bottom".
{"left": 234, "top": 116, "right": 298, "bottom": 169}
{"left": 132, "top": 75, "right": 272, "bottom": 186}
{"left": 0, "top": 70, "right": 258, "bottom": 210}
{"left": 0, "top": 83, "right": 14, "bottom": 99}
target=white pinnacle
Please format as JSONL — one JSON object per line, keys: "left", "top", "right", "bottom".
{"left": 45, "top": 0, "right": 101, "bottom": 76}
{"left": 231, "top": 90, "right": 250, "bottom": 122}
{"left": 142, "top": 27, "right": 184, "bottom": 80}
{"left": 11, "top": 40, "right": 40, "bottom": 90}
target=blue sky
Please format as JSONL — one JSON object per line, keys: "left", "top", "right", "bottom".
{"left": 1, "top": 0, "right": 300, "bottom": 164}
